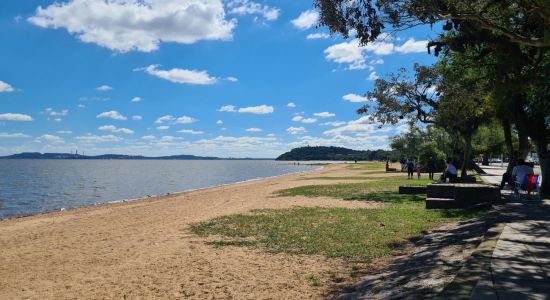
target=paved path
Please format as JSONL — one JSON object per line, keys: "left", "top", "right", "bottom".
{"left": 470, "top": 166, "right": 550, "bottom": 299}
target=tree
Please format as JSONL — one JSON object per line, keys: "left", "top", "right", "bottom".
{"left": 314, "top": 0, "right": 550, "bottom": 48}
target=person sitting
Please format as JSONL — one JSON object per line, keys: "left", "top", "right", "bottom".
{"left": 512, "top": 159, "right": 534, "bottom": 190}
{"left": 441, "top": 158, "right": 457, "bottom": 182}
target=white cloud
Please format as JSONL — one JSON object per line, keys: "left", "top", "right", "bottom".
{"left": 28, "top": 0, "right": 236, "bottom": 53}
{"left": 178, "top": 129, "right": 204, "bottom": 135}
{"left": 0, "top": 80, "right": 14, "bottom": 93}
{"left": 132, "top": 115, "right": 142, "bottom": 121}
{"left": 394, "top": 38, "right": 428, "bottom": 53}
{"left": 218, "top": 105, "right": 236, "bottom": 112}
{"left": 322, "top": 116, "right": 389, "bottom": 136}
{"left": 342, "top": 93, "right": 369, "bottom": 103}
{"left": 246, "top": 127, "right": 262, "bottom": 132}
{"left": 306, "top": 33, "right": 329, "bottom": 40}
{"left": 157, "top": 126, "right": 170, "bottom": 130}
{"left": 44, "top": 108, "right": 69, "bottom": 117}
{"left": 216, "top": 120, "right": 224, "bottom": 125}
{"left": 314, "top": 112, "right": 335, "bottom": 118}
{"left": 57, "top": 130, "right": 72, "bottom": 134}
{"left": 36, "top": 134, "right": 64, "bottom": 144}
{"left": 238, "top": 105, "right": 274, "bottom": 114}
{"left": 226, "top": 76, "right": 239, "bottom": 82}
{"left": 155, "top": 115, "right": 174, "bottom": 124}
{"left": 139, "top": 65, "right": 223, "bottom": 85}
{"left": 320, "top": 121, "right": 346, "bottom": 127}
{"left": 78, "top": 104, "right": 85, "bottom": 108}
{"left": 96, "top": 85, "right": 112, "bottom": 91}
{"left": 176, "top": 116, "right": 196, "bottom": 124}
{"left": 367, "top": 71, "right": 379, "bottom": 81}
{"left": 325, "top": 37, "right": 428, "bottom": 70}
{"left": 0, "top": 113, "right": 33, "bottom": 121}
{"left": 301, "top": 118, "right": 317, "bottom": 124}
{"left": 287, "top": 126, "right": 306, "bottom": 135}
{"left": 76, "top": 134, "right": 121, "bottom": 143}
{"left": 0, "top": 132, "right": 31, "bottom": 138}
{"left": 96, "top": 111, "right": 127, "bottom": 121}
{"left": 227, "top": 0, "right": 280, "bottom": 21}
{"left": 219, "top": 104, "right": 273, "bottom": 114}
{"left": 141, "top": 135, "right": 156, "bottom": 140}
{"left": 131, "top": 97, "right": 143, "bottom": 103}
{"left": 324, "top": 39, "right": 366, "bottom": 70}
{"left": 287, "top": 102, "right": 296, "bottom": 108}
{"left": 98, "top": 125, "right": 134, "bottom": 135}
{"left": 291, "top": 10, "right": 318, "bottom": 30}
{"left": 292, "top": 115, "right": 303, "bottom": 122}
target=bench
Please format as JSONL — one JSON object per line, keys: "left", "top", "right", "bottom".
{"left": 426, "top": 183, "right": 500, "bottom": 209}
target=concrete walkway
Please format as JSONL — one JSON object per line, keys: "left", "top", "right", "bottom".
{"left": 471, "top": 166, "right": 550, "bottom": 299}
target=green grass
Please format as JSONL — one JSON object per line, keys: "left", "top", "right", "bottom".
{"left": 301, "top": 176, "right": 373, "bottom": 180}
{"left": 189, "top": 203, "right": 488, "bottom": 260}
{"left": 347, "top": 162, "right": 387, "bottom": 170}
{"left": 275, "top": 177, "right": 432, "bottom": 201}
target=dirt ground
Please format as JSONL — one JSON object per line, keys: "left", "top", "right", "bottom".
{"left": 1, "top": 163, "right": 392, "bottom": 299}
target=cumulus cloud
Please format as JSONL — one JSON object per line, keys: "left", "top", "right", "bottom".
{"left": 292, "top": 115, "right": 303, "bottom": 122}
{"left": 96, "top": 110, "right": 127, "bottom": 121}
{"left": 157, "top": 126, "right": 170, "bottom": 130}
{"left": 227, "top": 0, "right": 280, "bottom": 21}
{"left": 44, "top": 108, "right": 69, "bottom": 118}
{"left": 287, "top": 102, "right": 296, "bottom": 108}
{"left": 395, "top": 38, "right": 428, "bottom": 53}
{"left": 323, "top": 116, "right": 389, "bottom": 136}
{"left": 301, "top": 118, "right": 317, "bottom": 124}
{"left": 132, "top": 115, "right": 142, "bottom": 121}
{"left": 238, "top": 105, "right": 273, "bottom": 114}
{"left": 314, "top": 112, "right": 335, "bottom": 118}
{"left": 28, "top": 0, "right": 236, "bottom": 53}
{"left": 246, "top": 127, "right": 262, "bottom": 132}
{"left": 57, "top": 130, "right": 72, "bottom": 134}
{"left": 320, "top": 121, "right": 346, "bottom": 127}
{"left": 367, "top": 71, "right": 379, "bottom": 81}
{"left": 306, "top": 33, "right": 329, "bottom": 40}
{"left": 0, "top": 80, "right": 14, "bottom": 93}
{"left": 131, "top": 97, "right": 143, "bottom": 103}
{"left": 36, "top": 134, "right": 64, "bottom": 144}
{"left": 176, "top": 116, "right": 196, "bottom": 124}
{"left": 325, "top": 37, "right": 429, "bottom": 70}
{"left": 287, "top": 126, "right": 306, "bottom": 135}
{"left": 76, "top": 134, "right": 122, "bottom": 143}
{"left": 178, "top": 129, "right": 204, "bottom": 135}
{"left": 138, "top": 65, "right": 223, "bottom": 85}
{"left": 216, "top": 120, "right": 223, "bottom": 124}
{"left": 291, "top": 10, "right": 318, "bottom": 30}
{"left": 96, "top": 85, "right": 112, "bottom": 91}
{"left": 0, "top": 132, "right": 31, "bottom": 138}
{"left": 342, "top": 93, "right": 369, "bottom": 103}
{"left": 98, "top": 125, "right": 134, "bottom": 135}
{"left": 155, "top": 115, "right": 174, "bottom": 124}
{"left": 226, "top": 76, "right": 239, "bottom": 82}
{"left": 0, "top": 113, "right": 33, "bottom": 121}
{"left": 218, "top": 104, "right": 274, "bottom": 114}
{"left": 141, "top": 135, "right": 156, "bottom": 140}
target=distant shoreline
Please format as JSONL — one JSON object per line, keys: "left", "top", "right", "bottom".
{"left": 0, "top": 152, "right": 273, "bottom": 160}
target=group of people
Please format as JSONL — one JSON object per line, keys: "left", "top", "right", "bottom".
{"left": 500, "top": 158, "right": 535, "bottom": 191}
{"left": 399, "top": 157, "right": 458, "bottom": 181}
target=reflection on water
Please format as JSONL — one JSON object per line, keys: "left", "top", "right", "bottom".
{"left": 0, "top": 160, "right": 315, "bottom": 219}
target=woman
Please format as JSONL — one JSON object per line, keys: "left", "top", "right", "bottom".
{"left": 406, "top": 159, "right": 415, "bottom": 179}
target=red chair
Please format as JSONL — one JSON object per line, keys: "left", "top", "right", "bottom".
{"left": 514, "top": 174, "right": 540, "bottom": 200}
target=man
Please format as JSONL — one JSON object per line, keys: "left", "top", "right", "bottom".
{"left": 441, "top": 158, "right": 457, "bottom": 182}
{"left": 512, "top": 159, "right": 535, "bottom": 187}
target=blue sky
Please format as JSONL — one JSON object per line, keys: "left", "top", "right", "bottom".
{"left": 0, "top": 0, "right": 438, "bottom": 158}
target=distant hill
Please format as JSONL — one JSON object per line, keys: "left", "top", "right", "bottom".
{"left": 0, "top": 152, "right": 266, "bottom": 160}
{"left": 276, "top": 146, "right": 395, "bottom": 161}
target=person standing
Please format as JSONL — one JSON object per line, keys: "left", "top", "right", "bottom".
{"left": 427, "top": 157, "right": 436, "bottom": 180}
{"left": 406, "top": 159, "right": 415, "bottom": 179}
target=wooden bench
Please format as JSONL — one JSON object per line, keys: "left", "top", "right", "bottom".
{"left": 426, "top": 183, "right": 500, "bottom": 209}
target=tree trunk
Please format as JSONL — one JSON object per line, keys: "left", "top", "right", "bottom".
{"left": 461, "top": 133, "right": 472, "bottom": 177}
{"left": 517, "top": 121, "right": 531, "bottom": 159}
{"left": 502, "top": 119, "right": 517, "bottom": 174}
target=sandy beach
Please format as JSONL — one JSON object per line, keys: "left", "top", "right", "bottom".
{"left": 0, "top": 164, "right": 388, "bottom": 299}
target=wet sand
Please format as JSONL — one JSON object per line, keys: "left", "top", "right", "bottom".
{"left": 0, "top": 163, "right": 391, "bottom": 299}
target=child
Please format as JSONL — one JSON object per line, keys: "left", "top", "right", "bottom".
{"left": 416, "top": 166, "right": 421, "bottom": 179}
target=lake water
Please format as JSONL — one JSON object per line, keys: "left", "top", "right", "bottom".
{"left": 0, "top": 160, "right": 316, "bottom": 220}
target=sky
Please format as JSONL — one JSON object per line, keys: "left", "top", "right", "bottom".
{"left": 0, "top": 0, "right": 439, "bottom": 158}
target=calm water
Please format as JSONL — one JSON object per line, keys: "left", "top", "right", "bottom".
{"left": 0, "top": 160, "right": 316, "bottom": 219}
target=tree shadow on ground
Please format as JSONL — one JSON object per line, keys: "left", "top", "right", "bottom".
{"left": 323, "top": 210, "right": 500, "bottom": 299}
